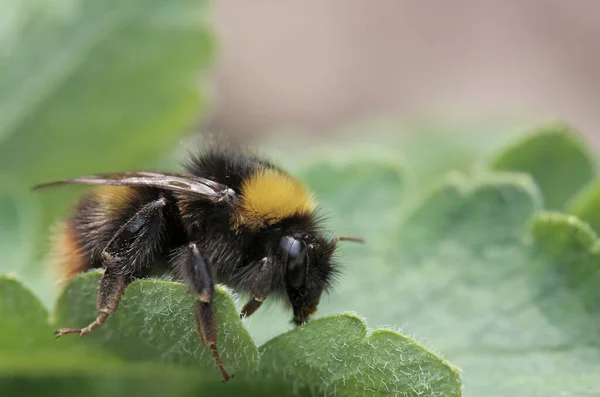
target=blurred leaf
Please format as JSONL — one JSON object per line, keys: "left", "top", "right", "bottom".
{"left": 0, "top": 373, "right": 292, "bottom": 397}
{"left": 302, "top": 156, "right": 405, "bottom": 237}
{"left": 0, "top": 177, "right": 39, "bottom": 275}
{"left": 260, "top": 314, "right": 461, "bottom": 396}
{"left": 291, "top": 163, "right": 600, "bottom": 396}
{"left": 263, "top": 115, "right": 540, "bottom": 193}
{"left": 567, "top": 179, "right": 600, "bottom": 234}
{"left": 489, "top": 122, "right": 596, "bottom": 209}
{"left": 0, "top": 275, "right": 51, "bottom": 351}
{"left": 381, "top": 116, "right": 536, "bottom": 187}
{"left": 0, "top": 274, "right": 125, "bottom": 371}
{"left": 256, "top": 121, "right": 600, "bottom": 396}
{"left": 0, "top": 0, "right": 214, "bottom": 272}
{"left": 0, "top": 0, "right": 213, "bottom": 174}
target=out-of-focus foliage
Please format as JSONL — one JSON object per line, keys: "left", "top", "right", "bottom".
{"left": 488, "top": 122, "right": 595, "bottom": 209}
{"left": 0, "top": 0, "right": 214, "bottom": 295}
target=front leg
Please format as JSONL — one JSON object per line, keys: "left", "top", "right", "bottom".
{"left": 178, "top": 243, "right": 231, "bottom": 383}
{"left": 240, "top": 257, "right": 273, "bottom": 318}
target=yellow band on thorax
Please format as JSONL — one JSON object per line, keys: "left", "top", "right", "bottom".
{"left": 233, "top": 167, "right": 315, "bottom": 230}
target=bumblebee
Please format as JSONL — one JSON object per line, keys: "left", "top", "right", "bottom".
{"left": 35, "top": 147, "right": 362, "bottom": 382}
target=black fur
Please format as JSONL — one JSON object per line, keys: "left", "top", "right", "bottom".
{"left": 49, "top": 147, "right": 346, "bottom": 381}
{"left": 65, "top": 147, "right": 338, "bottom": 321}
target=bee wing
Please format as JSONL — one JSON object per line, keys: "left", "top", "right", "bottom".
{"left": 33, "top": 171, "right": 237, "bottom": 204}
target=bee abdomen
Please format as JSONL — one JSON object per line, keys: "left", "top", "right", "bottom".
{"left": 51, "top": 186, "right": 138, "bottom": 281}
{"left": 52, "top": 220, "right": 90, "bottom": 282}
{"left": 51, "top": 185, "right": 174, "bottom": 282}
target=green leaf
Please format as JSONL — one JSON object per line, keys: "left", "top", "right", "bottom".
{"left": 0, "top": 373, "right": 292, "bottom": 397}
{"left": 488, "top": 122, "right": 596, "bottom": 209}
{"left": 0, "top": 0, "right": 213, "bottom": 173}
{"left": 0, "top": 276, "right": 293, "bottom": 397}
{"left": 379, "top": 116, "right": 535, "bottom": 188}
{"left": 0, "top": 0, "right": 214, "bottom": 275}
{"left": 288, "top": 161, "right": 600, "bottom": 396}
{"left": 567, "top": 179, "right": 600, "bottom": 234}
{"left": 260, "top": 314, "right": 461, "bottom": 396}
{"left": 302, "top": 156, "right": 406, "bottom": 237}
{"left": 52, "top": 271, "right": 460, "bottom": 395}
{"left": 0, "top": 275, "right": 51, "bottom": 351}
{"left": 0, "top": 274, "right": 124, "bottom": 371}
{"left": 55, "top": 271, "right": 259, "bottom": 376}
{"left": 0, "top": 176, "right": 39, "bottom": 276}
{"left": 263, "top": 115, "right": 539, "bottom": 193}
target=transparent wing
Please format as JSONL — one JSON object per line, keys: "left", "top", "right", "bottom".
{"left": 33, "top": 171, "right": 237, "bottom": 204}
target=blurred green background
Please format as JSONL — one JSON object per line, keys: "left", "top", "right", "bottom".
{"left": 2, "top": 1, "right": 600, "bottom": 397}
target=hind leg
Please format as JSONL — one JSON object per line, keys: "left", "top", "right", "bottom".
{"left": 56, "top": 198, "right": 167, "bottom": 338}
{"left": 55, "top": 270, "right": 127, "bottom": 337}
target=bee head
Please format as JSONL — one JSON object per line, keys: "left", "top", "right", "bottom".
{"left": 279, "top": 235, "right": 337, "bottom": 326}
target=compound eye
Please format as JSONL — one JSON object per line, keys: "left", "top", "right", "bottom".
{"left": 281, "top": 236, "right": 307, "bottom": 289}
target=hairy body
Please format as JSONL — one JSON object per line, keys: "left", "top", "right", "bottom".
{"left": 44, "top": 147, "right": 354, "bottom": 381}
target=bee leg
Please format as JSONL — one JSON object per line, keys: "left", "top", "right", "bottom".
{"left": 185, "top": 243, "right": 232, "bottom": 383}
{"left": 55, "top": 271, "right": 127, "bottom": 338}
{"left": 240, "top": 257, "right": 272, "bottom": 319}
{"left": 56, "top": 198, "right": 167, "bottom": 338}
